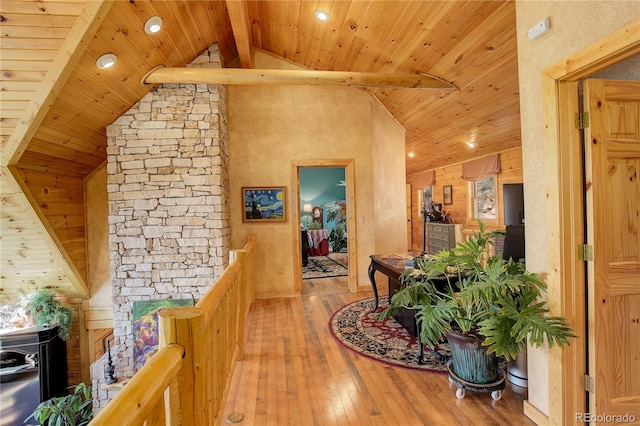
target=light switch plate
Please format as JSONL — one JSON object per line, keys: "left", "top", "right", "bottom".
{"left": 528, "top": 17, "right": 550, "bottom": 40}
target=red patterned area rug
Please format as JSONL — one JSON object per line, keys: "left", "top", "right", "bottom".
{"left": 328, "top": 297, "right": 450, "bottom": 373}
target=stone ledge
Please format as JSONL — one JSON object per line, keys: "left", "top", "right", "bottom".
{"left": 102, "top": 377, "right": 130, "bottom": 391}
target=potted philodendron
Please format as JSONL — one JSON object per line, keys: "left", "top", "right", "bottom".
{"left": 380, "top": 222, "right": 575, "bottom": 396}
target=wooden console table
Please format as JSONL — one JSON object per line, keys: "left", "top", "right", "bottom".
{"left": 368, "top": 254, "right": 459, "bottom": 365}
{"left": 367, "top": 254, "right": 415, "bottom": 313}
{"left": 368, "top": 254, "right": 425, "bottom": 362}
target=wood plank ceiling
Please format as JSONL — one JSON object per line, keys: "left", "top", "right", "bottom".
{"left": 0, "top": 1, "right": 521, "bottom": 301}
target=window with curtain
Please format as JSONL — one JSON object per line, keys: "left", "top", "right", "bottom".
{"left": 420, "top": 186, "right": 433, "bottom": 215}
{"left": 411, "top": 170, "right": 435, "bottom": 217}
{"left": 462, "top": 155, "right": 500, "bottom": 225}
{"left": 470, "top": 176, "right": 496, "bottom": 220}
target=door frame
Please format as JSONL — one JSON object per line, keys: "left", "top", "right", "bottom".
{"left": 539, "top": 21, "right": 640, "bottom": 425}
{"left": 291, "top": 159, "right": 358, "bottom": 293}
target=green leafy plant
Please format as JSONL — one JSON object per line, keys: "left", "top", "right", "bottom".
{"left": 322, "top": 200, "right": 341, "bottom": 223}
{"left": 27, "top": 290, "right": 74, "bottom": 341}
{"left": 381, "top": 221, "right": 576, "bottom": 360}
{"left": 25, "top": 383, "right": 93, "bottom": 426}
{"left": 323, "top": 200, "right": 347, "bottom": 252}
{"left": 328, "top": 225, "right": 347, "bottom": 252}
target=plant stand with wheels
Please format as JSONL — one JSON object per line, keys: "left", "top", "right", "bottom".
{"left": 447, "top": 362, "right": 506, "bottom": 401}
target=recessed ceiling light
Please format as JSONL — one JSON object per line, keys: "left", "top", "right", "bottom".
{"left": 315, "top": 10, "right": 329, "bottom": 22}
{"left": 144, "top": 16, "right": 163, "bottom": 34}
{"left": 467, "top": 141, "right": 476, "bottom": 148}
{"left": 407, "top": 152, "right": 416, "bottom": 158}
{"left": 96, "top": 53, "right": 117, "bottom": 69}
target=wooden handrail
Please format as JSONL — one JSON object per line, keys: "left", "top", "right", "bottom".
{"left": 90, "top": 235, "right": 256, "bottom": 425}
{"left": 90, "top": 344, "right": 185, "bottom": 425}
{"left": 197, "top": 261, "right": 241, "bottom": 321}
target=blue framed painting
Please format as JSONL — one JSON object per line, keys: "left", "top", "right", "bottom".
{"left": 243, "top": 187, "right": 286, "bottom": 222}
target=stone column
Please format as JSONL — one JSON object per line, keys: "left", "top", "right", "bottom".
{"left": 103, "top": 44, "right": 229, "bottom": 384}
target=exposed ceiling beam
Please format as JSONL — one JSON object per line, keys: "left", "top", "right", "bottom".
{"left": 1, "top": 0, "right": 113, "bottom": 167}
{"left": 142, "top": 67, "right": 458, "bottom": 90}
{"left": 226, "top": 0, "right": 253, "bottom": 68}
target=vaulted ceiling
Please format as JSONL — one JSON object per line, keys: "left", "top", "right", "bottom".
{"left": 0, "top": 0, "right": 521, "bottom": 301}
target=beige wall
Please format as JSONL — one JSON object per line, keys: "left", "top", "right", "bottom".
{"left": 515, "top": 1, "right": 640, "bottom": 417}
{"left": 371, "top": 97, "right": 408, "bottom": 254}
{"left": 228, "top": 52, "right": 406, "bottom": 297}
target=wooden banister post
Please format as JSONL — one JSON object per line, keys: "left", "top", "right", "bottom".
{"left": 246, "top": 234, "right": 257, "bottom": 303}
{"left": 231, "top": 249, "right": 247, "bottom": 359}
{"left": 145, "top": 394, "right": 167, "bottom": 426}
{"left": 160, "top": 306, "right": 205, "bottom": 425}
{"left": 89, "top": 344, "right": 184, "bottom": 426}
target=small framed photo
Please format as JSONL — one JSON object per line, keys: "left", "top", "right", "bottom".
{"left": 443, "top": 185, "right": 453, "bottom": 205}
{"left": 242, "top": 187, "right": 286, "bottom": 222}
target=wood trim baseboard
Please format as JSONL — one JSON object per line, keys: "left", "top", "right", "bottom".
{"left": 524, "top": 400, "right": 549, "bottom": 425}
{"left": 256, "top": 291, "right": 298, "bottom": 299}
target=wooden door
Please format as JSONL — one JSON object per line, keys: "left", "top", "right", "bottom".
{"left": 583, "top": 78, "right": 640, "bottom": 421}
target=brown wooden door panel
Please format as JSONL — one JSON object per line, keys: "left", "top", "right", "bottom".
{"left": 584, "top": 78, "right": 640, "bottom": 421}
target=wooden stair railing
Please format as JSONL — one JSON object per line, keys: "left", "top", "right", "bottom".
{"left": 91, "top": 235, "right": 257, "bottom": 425}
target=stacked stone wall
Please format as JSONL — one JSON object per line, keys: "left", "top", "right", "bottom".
{"left": 96, "top": 44, "right": 228, "bottom": 401}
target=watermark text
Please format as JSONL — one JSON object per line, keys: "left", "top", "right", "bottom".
{"left": 576, "top": 413, "right": 636, "bottom": 423}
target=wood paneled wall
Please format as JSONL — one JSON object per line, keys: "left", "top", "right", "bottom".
{"left": 409, "top": 147, "right": 523, "bottom": 251}
{"left": 88, "top": 328, "right": 112, "bottom": 364}
{"left": 58, "top": 296, "right": 83, "bottom": 387}
{"left": 20, "top": 168, "right": 87, "bottom": 283}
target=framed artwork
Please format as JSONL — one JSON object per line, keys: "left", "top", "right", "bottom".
{"left": 311, "top": 206, "right": 323, "bottom": 225}
{"left": 132, "top": 299, "right": 194, "bottom": 373}
{"left": 443, "top": 185, "right": 453, "bottom": 205}
{"left": 243, "top": 187, "right": 286, "bottom": 222}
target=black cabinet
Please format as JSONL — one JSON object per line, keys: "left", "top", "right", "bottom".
{"left": 0, "top": 326, "right": 68, "bottom": 401}
{"left": 301, "top": 230, "right": 309, "bottom": 266}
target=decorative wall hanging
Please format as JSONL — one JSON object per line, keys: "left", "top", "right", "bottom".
{"left": 243, "top": 187, "right": 286, "bottom": 222}
{"left": 443, "top": 185, "right": 453, "bottom": 205}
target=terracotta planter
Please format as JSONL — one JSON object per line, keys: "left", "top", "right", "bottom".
{"left": 446, "top": 330, "right": 500, "bottom": 385}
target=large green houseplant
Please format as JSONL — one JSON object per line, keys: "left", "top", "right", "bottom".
{"left": 381, "top": 222, "right": 575, "bottom": 385}
{"left": 27, "top": 289, "right": 74, "bottom": 341}
{"left": 25, "top": 383, "right": 93, "bottom": 425}
{"left": 322, "top": 200, "right": 347, "bottom": 252}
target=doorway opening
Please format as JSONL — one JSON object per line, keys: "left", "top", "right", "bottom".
{"left": 298, "top": 166, "right": 349, "bottom": 295}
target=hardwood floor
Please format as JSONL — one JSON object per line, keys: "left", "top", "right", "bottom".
{"left": 222, "top": 285, "right": 534, "bottom": 425}
{"left": 302, "top": 275, "right": 348, "bottom": 295}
